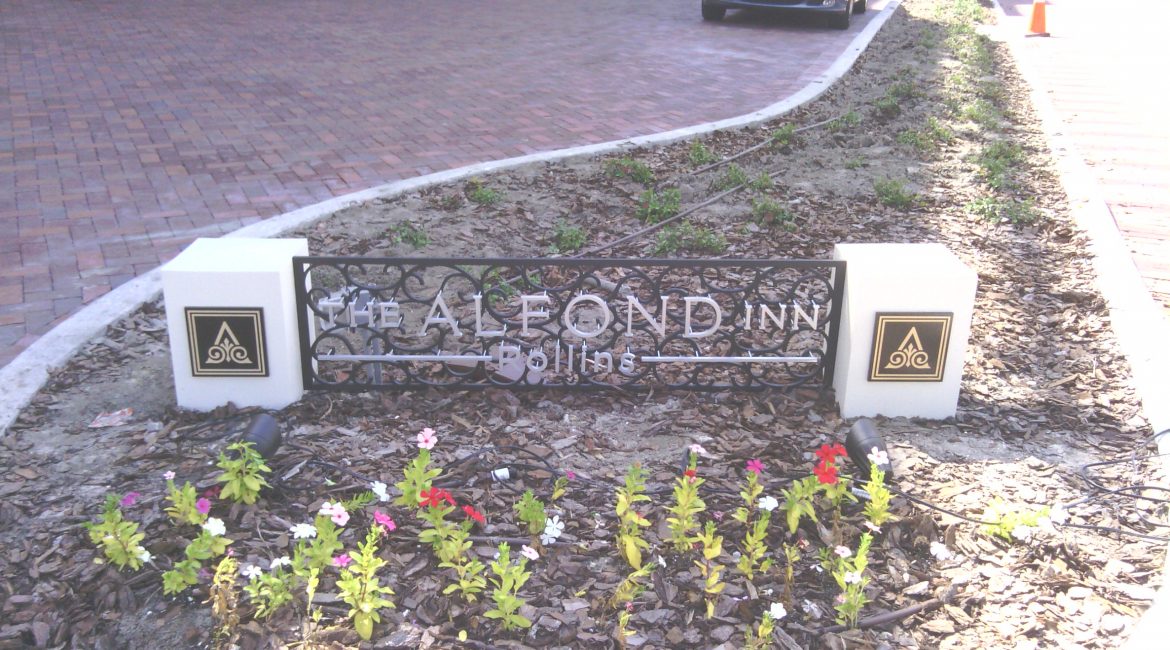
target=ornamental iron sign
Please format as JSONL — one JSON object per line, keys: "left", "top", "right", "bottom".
{"left": 868, "top": 312, "right": 952, "bottom": 382}
{"left": 185, "top": 307, "right": 269, "bottom": 377}
{"left": 293, "top": 257, "right": 845, "bottom": 391}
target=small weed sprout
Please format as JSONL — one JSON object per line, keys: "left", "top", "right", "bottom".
{"left": 976, "top": 140, "right": 1023, "bottom": 190}
{"left": 873, "top": 178, "right": 917, "bottom": 209}
{"left": 514, "top": 489, "right": 548, "bottom": 537}
{"left": 749, "top": 172, "right": 773, "bottom": 191}
{"left": 605, "top": 157, "right": 655, "bottom": 186}
{"left": 966, "top": 196, "right": 1039, "bottom": 225}
{"left": 981, "top": 498, "right": 1050, "bottom": 543}
{"left": 771, "top": 123, "right": 797, "bottom": 148}
{"left": 828, "top": 110, "right": 861, "bottom": 132}
{"left": 243, "top": 561, "right": 297, "bottom": 618}
{"left": 609, "top": 563, "right": 654, "bottom": 609}
{"left": 216, "top": 441, "right": 270, "bottom": 505}
{"left": 550, "top": 220, "right": 586, "bottom": 253}
{"left": 845, "top": 156, "right": 866, "bottom": 170}
{"left": 714, "top": 163, "right": 749, "bottom": 191}
{"left": 653, "top": 222, "right": 728, "bottom": 255}
{"left": 388, "top": 222, "right": 429, "bottom": 249}
{"left": 752, "top": 197, "right": 795, "bottom": 230}
{"left": 466, "top": 179, "right": 502, "bottom": 205}
{"left": 781, "top": 542, "right": 801, "bottom": 606}
{"left": 636, "top": 188, "right": 681, "bottom": 223}
{"left": 688, "top": 140, "right": 719, "bottom": 166}
{"left": 437, "top": 193, "right": 463, "bottom": 210}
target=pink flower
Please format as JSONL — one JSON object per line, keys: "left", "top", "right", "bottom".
{"left": 196, "top": 498, "right": 211, "bottom": 515}
{"left": 520, "top": 545, "right": 540, "bottom": 561}
{"left": 565, "top": 470, "right": 576, "bottom": 481}
{"left": 331, "top": 508, "right": 350, "bottom": 527}
{"left": 417, "top": 427, "right": 437, "bottom": 450}
{"left": 746, "top": 459, "right": 764, "bottom": 475}
{"left": 332, "top": 553, "right": 352, "bottom": 568}
{"left": 163, "top": 471, "right": 175, "bottom": 481}
{"left": 373, "top": 510, "right": 396, "bottom": 533}
{"left": 120, "top": 492, "right": 140, "bottom": 507}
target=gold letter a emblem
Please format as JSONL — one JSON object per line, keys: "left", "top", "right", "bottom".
{"left": 885, "top": 327, "right": 931, "bottom": 370}
{"left": 205, "top": 322, "right": 253, "bottom": 365}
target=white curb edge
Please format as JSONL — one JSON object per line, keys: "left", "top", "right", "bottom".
{"left": 0, "top": 2, "right": 902, "bottom": 435}
{"left": 988, "top": 2, "right": 1170, "bottom": 646}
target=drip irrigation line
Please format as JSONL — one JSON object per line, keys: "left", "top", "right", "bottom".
{"left": 818, "top": 596, "right": 944, "bottom": 635}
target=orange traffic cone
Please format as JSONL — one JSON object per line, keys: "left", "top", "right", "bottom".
{"left": 1027, "top": 0, "right": 1050, "bottom": 37}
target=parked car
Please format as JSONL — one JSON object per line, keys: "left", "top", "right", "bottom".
{"left": 701, "top": 0, "right": 867, "bottom": 30}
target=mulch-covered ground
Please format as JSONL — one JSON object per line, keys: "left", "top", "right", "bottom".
{"left": 1, "top": 1, "right": 1166, "bottom": 648}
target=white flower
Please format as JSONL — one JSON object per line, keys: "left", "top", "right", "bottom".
{"left": 1049, "top": 506, "right": 1068, "bottom": 525}
{"left": 930, "top": 541, "right": 952, "bottom": 562}
{"left": 318, "top": 501, "right": 338, "bottom": 517}
{"left": 290, "top": 522, "right": 318, "bottom": 540}
{"left": 688, "top": 443, "right": 708, "bottom": 456}
{"left": 163, "top": 471, "right": 175, "bottom": 481}
{"left": 843, "top": 571, "right": 862, "bottom": 585}
{"left": 867, "top": 446, "right": 889, "bottom": 467}
{"left": 241, "top": 564, "right": 263, "bottom": 580}
{"left": 1012, "top": 525, "right": 1034, "bottom": 543}
{"left": 371, "top": 481, "right": 390, "bottom": 502}
{"left": 540, "top": 515, "right": 565, "bottom": 545}
{"left": 137, "top": 548, "right": 153, "bottom": 563}
{"left": 834, "top": 545, "right": 851, "bottom": 558}
{"left": 863, "top": 521, "right": 881, "bottom": 534}
{"left": 202, "top": 517, "right": 226, "bottom": 537}
{"left": 769, "top": 602, "right": 787, "bottom": 620}
{"left": 270, "top": 556, "right": 292, "bottom": 571}
{"left": 758, "top": 495, "right": 779, "bottom": 512}
{"left": 657, "top": 555, "right": 667, "bottom": 568}
{"left": 520, "top": 545, "right": 540, "bottom": 561}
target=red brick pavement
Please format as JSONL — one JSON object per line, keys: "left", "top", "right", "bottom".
{"left": 0, "top": 0, "right": 892, "bottom": 367}
{"left": 997, "top": 1, "right": 1170, "bottom": 314}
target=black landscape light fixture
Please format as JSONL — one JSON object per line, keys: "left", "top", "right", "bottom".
{"left": 846, "top": 418, "right": 893, "bottom": 481}
{"left": 236, "top": 413, "right": 282, "bottom": 459}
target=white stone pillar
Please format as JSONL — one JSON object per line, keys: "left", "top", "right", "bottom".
{"left": 162, "top": 238, "right": 308, "bottom": 411}
{"left": 832, "top": 243, "right": 977, "bottom": 419}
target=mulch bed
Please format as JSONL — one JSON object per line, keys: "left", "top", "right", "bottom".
{"left": 1, "top": 1, "right": 1166, "bottom": 648}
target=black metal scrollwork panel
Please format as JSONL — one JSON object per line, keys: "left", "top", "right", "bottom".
{"left": 293, "top": 257, "right": 845, "bottom": 391}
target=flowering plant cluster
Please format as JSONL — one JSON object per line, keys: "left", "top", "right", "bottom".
{"left": 85, "top": 494, "right": 149, "bottom": 571}
{"left": 614, "top": 463, "right": 652, "bottom": 570}
{"left": 734, "top": 459, "right": 773, "bottom": 580}
{"left": 336, "top": 525, "right": 396, "bottom": 640}
{"left": 665, "top": 450, "right": 706, "bottom": 551}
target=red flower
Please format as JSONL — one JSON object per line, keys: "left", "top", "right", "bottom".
{"left": 202, "top": 485, "right": 222, "bottom": 499}
{"left": 683, "top": 468, "right": 697, "bottom": 480}
{"left": 815, "top": 443, "right": 847, "bottom": 465}
{"left": 419, "top": 487, "right": 454, "bottom": 508}
{"left": 462, "top": 505, "right": 485, "bottom": 524}
{"left": 813, "top": 460, "right": 839, "bottom": 485}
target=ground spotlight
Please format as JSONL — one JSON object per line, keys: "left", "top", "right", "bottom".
{"left": 237, "top": 413, "right": 282, "bottom": 459}
{"left": 846, "top": 418, "right": 893, "bottom": 481}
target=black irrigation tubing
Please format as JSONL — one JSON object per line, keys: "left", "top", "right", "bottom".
{"left": 818, "top": 596, "right": 945, "bottom": 635}
{"left": 686, "top": 112, "right": 851, "bottom": 178}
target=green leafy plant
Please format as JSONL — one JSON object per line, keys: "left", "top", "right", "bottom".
{"left": 485, "top": 543, "right": 533, "bottom": 631}
{"left": 513, "top": 489, "right": 548, "bottom": 537}
{"left": 828, "top": 110, "right": 861, "bottom": 132}
{"left": 975, "top": 140, "right": 1023, "bottom": 190}
{"left": 966, "top": 196, "right": 1039, "bottom": 225}
{"left": 337, "top": 526, "right": 397, "bottom": 640}
{"left": 653, "top": 221, "right": 727, "bottom": 255}
{"left": 694, "top": 521, "right": 726, "bottom": 619}
{"left": 875, "top": 95, "right": 901, "bottom": 118}
{"left": 215, "top": 441, "right": 270, "bottom": 505}
{"left": 551, "top": 475, "right": 570, "bottom": 503}
{"left": 713, "top": 163, "right": 749, "bottom": 191}
{"left": 780, "top": 476, "right": 820, "bottom": 534}
{"left": 393, "top": 441, "right": 442, "bottom": 509}
{"left": 751, "top": 196, "right": 794, "bottom": 230}
{"left": 748, "top": 172, "right": 773, "bottom": 191}
{"left": 86, "top": 494, "right": 148, "bottom": 571}
{"left": 770, "top": 123, "right": 796, "bottom": 148}
{"left": 688, "top": 140, "right": 718, "bottom": 166}
{"left": 551, "top": 220, "right": 587, "bottom": 253}
{"left": 467, "top": 179, "right": 502, "bottom": 205}
{"left": 417, "top": 487, "right": 458, "bottom": 550}
{"left": 873, "top": 177, "right": 916, "bottom": 209}
{"left": 615, "top": 463, "right": 652, "bottom": 570}
{"left": 243, "top": 562, "right": 297, "bottom": 619}
{"left": 164, "top": 480, "right": 205, "bottom": 526}
{"left": 863, "top": 466, "right": 893, "bottom": 527}
{"left": 297, "top": 516, "right": 345, "bottom": 571}
{"left": 844, "top": 156, "right": 866, "bottom": 170}
{"left": 636, "top": 188, "right": 681, "bottom": 223}
{"left": 163, "top": 518, "right": 232, "bottom": 595}
{"left": 831, "top": 533, "right": 873, "bottom": 627}
{"left": 781, "top": 542, "right": 801, "bottom": 606}
{"left": 437, "top": 193, "right": 464, "bottom": 210}
{"left": 737, "top": 512, "right": 772, "bottom": 581}
{"left": 744, "top": 605, "right": 782, "bottom": 649}
{"left": 665, "top": 452, "right": 706, "bottom": 551}
{"left": 439, "top": 515, "right": 487, "bottom": 602}
{"left": 981, "top": 498, "right": 1050, "bottom": 542}
{"left": 605, "top": 157, "right": 655, "bottom": 186}
{"left": 388, "top": 222, "right": 429, "bottom": 249}
{"left": 609, "top": 562, "right": 655, "bottom": 609}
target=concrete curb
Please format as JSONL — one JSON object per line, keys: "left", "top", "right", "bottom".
{"left": 987, "top": 2, "right": 1170, "bottom": 646}
{"left": 0, "top": 2, "right": 902, "bottom": 435}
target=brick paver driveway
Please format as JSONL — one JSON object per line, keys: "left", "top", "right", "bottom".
{"left": 1, "top": 0, "right": 890, "bottom": 367}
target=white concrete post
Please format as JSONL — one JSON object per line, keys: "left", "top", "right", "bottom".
{"left": 832, "top": 243, "right": 977, "bottom": 419}
{"left": 161, "top": 238, "right": 308, "bottom": 411}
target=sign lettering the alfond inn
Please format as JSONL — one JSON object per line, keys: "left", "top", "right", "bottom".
{"left": 293, "top": 257, "right": 845, "bottom": 391}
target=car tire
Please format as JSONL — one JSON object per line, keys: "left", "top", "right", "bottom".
{"left": 832, "top": 1, "right": 852, "bottom": 29}
{"left": 702, "top": 3, "right": 726, "bottom": 21}
{"left": 854, "top": 0, "right": 867, "bottom": 14}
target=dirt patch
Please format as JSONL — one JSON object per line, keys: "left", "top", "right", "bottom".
{"left": 1, "top": 1, "right": 1165, "bottom": 649}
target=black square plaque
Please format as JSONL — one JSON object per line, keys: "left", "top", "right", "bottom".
{"left": 185, "top": 307, "right": 268, "bottom": 377}
{"left": 868, "top": 312, "right": 952, "bottom": 382}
